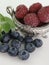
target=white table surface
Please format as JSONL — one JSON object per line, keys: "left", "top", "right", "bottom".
{"left": 0, "top": 0, "right": 49, "bottom": 65}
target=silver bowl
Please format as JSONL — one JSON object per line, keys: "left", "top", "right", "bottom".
{"left": 6, "top": 6, "right": 49, "bottom": 38}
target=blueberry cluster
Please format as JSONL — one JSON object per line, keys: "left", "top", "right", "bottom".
{"left": 0, "top": 30, "right": 43, "bottom": 60}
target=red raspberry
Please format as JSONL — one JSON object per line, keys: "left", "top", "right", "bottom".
{"left": 38, "top": 6, "right": 49, "bottom": 23}
{"left": 15, "top": 5, "right": 28, "bottom": 19}
{"left": 29, "top": 2, "right": 42, "bottom": 13}
{"left": 24, "top": 13, "right": 40, "bottom": 27}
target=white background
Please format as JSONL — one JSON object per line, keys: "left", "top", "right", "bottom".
{"left": 0, "top": 0, "right": 49, "bottom": 65}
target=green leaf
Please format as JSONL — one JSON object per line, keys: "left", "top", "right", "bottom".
{"left": 2, "top": 22, "right": 10, "bottom": 33}
{"left": 0, "top": 25, "right": 2, "bottom": 32}
{"left": 0, "top": 14, "right": 5, "bottom": 32}
{"left": 4, "top": 17, "right": 15, "bottom": 30}
{"left": 0, "top": 14, "right": 5, "bottom": 21}
{"left": 0, "top": 13, "right": 16, "bottom": 33}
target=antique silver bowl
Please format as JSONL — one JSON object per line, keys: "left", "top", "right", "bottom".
{"left": 6, "top": 6, "right": 49, "bottom": 38}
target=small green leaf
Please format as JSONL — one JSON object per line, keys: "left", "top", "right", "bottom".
{"left": 0, "top": 25, "right": 2, "bottom": 32}
{"left": 0, "top": 13, "right": 16, "bottom": 34}
{"left": 4, "top": 17, "right": 15, "bottom": 30}
{"left": 2, "top": 22, "right": 10, "bottom": 33}
{"left": 0, "top": 14, "right": 5, "bottom": 32}
{"left": 0, "top": 14, "right": 5, "bottom": 21}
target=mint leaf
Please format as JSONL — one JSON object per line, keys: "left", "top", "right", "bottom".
{"left": 2, "top": 22, "right": 10, "bottom": 33}
{"left": 4, "top": 17, "right": 15, "bottom": 30}
{"left": 0, "top": 13, "right": 16, "bottom": 33}
{"left": 0, "top": 14, "right": 5, "bottom": 32}
{"left": 0, "top": 14, "right": 5, "bottom": 21}
{"left": 0, "top": 25, "right": 2, "bottom": 32}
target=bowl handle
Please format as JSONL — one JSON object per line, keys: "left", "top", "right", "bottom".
{"left": 6, "top": 6, "right": 14, "bottom": 16}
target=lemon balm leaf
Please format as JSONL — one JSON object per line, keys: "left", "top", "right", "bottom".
{"left": 0, "top": 25, "right": 2, "bottom": 32}
{"left": 0, "top": 13, "right": 16, "bottom": 33}
{"left": 0, "top": 14, "right": 5, "bottom": 21}
{"left": 2, "top": 22, "right": 10, "bottom": 33}
{"left": 4, "top": 17, "right": 15, "bottom": 30}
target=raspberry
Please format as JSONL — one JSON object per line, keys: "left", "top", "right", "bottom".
{"left": 24, "top": 13, "right": 40, "bottom": 27}
{"left": 29, "top": 2, "right": 42, "bottom": 13}
{"left": 15, "top": 5, "right": 28, "bottom": 19}
{"left": 38, "top": 6, "right": 49, "bottom": 23}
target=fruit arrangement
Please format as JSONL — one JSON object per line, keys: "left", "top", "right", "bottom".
{"left": 15, "top": 2, "right": 49, "bottom": 27}
{"left": 0, "top": 13, "right": 43, "bottom": 60}
{"left": 1, "top": 2, "right": 49, "bottom": 61}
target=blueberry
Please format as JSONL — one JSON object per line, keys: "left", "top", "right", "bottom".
{"left": 11, "top": 40, "right": 21, "bottom": 49}
{"left": 18, "top": 50, "right": 30, "bottom": 60}
{"left": 18, "top": 36, "right": 24, "bottom": 42}
{"left": 33, "top": 39, "right": 43, "bottom": 48}
{"left": 0, "top": 44, "right": 9, "bottom": 53}
{"left": 24, "top": 36, "right": 33, "bottom": 43}
{"left": 25, "top": 43, "right": 36, "bottom": 53}
{"left": 8, "top": 47, "right": 18, "bottom": 56}
{"left": 1, "top": 34, "right": 10, "bottom": 43}
{"left": 10, "top": 31, "right": 20, "bottom": 39}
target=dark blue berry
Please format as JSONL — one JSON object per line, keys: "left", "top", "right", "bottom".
{"left": 11, "top": 40, "right": 21, "bottom": 49}
{"left": 18, "top": 36, "right": 24, "bottom": 42}
{"left": 24, "top": 36, "right": 33, "bottom": 43}
{"left": 8, "top": 47, "right": 18, "bottom": 56}
{"left": 1, "top": 34, "right": 10, "bottom": 43}
{"left": 18, "top": 50, "right": 29, "bottom": 60}
{"left": 25, "top": 43, "right": 36, "bottom": 53}
{"left": 0, "top": 44, "right": 9, "bottom": 53}
{"left": 10, "top": 31, "right": 20, "bottom": 39}
{"left": 33, "top": 39, "right": 43, "bottom": 48}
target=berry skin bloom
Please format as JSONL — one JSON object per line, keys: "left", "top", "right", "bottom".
{"left": 10, "top": 31, "right": 20, "bottom": 39}
{"left": 25, "top": 43, "right": 36, "bottom": 53}
{"left": 1, "top": 33, "right": 10, "bottom": 43}
{"left": 33, "top": 39, "right": 43, "bottom": 48}
{"left": 24, "top": 13, "right": 40, "bottom": 27}
{"left": 8, "top": 47, "right": 18, "bottom": 56}
{"left": 15, "top": 5, "right": 28, "bottom": 19}
{"left": 0, "top": 44, "right": 9, "bottom": 53}
{"left": 29, "top": 2, "right": 42, "bottom": 13}
{"left": 11, "top": 40, "right": 21, "bottom": 49}
{"left": 24, "top": 36, "right": 33, "bottom": 43}
{"left": 18, "top": 50, "right": 30, "bottom": 60}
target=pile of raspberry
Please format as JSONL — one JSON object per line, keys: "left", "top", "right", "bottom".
{"left": 15, "top": 2, "right": 49, "bottom": 27}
